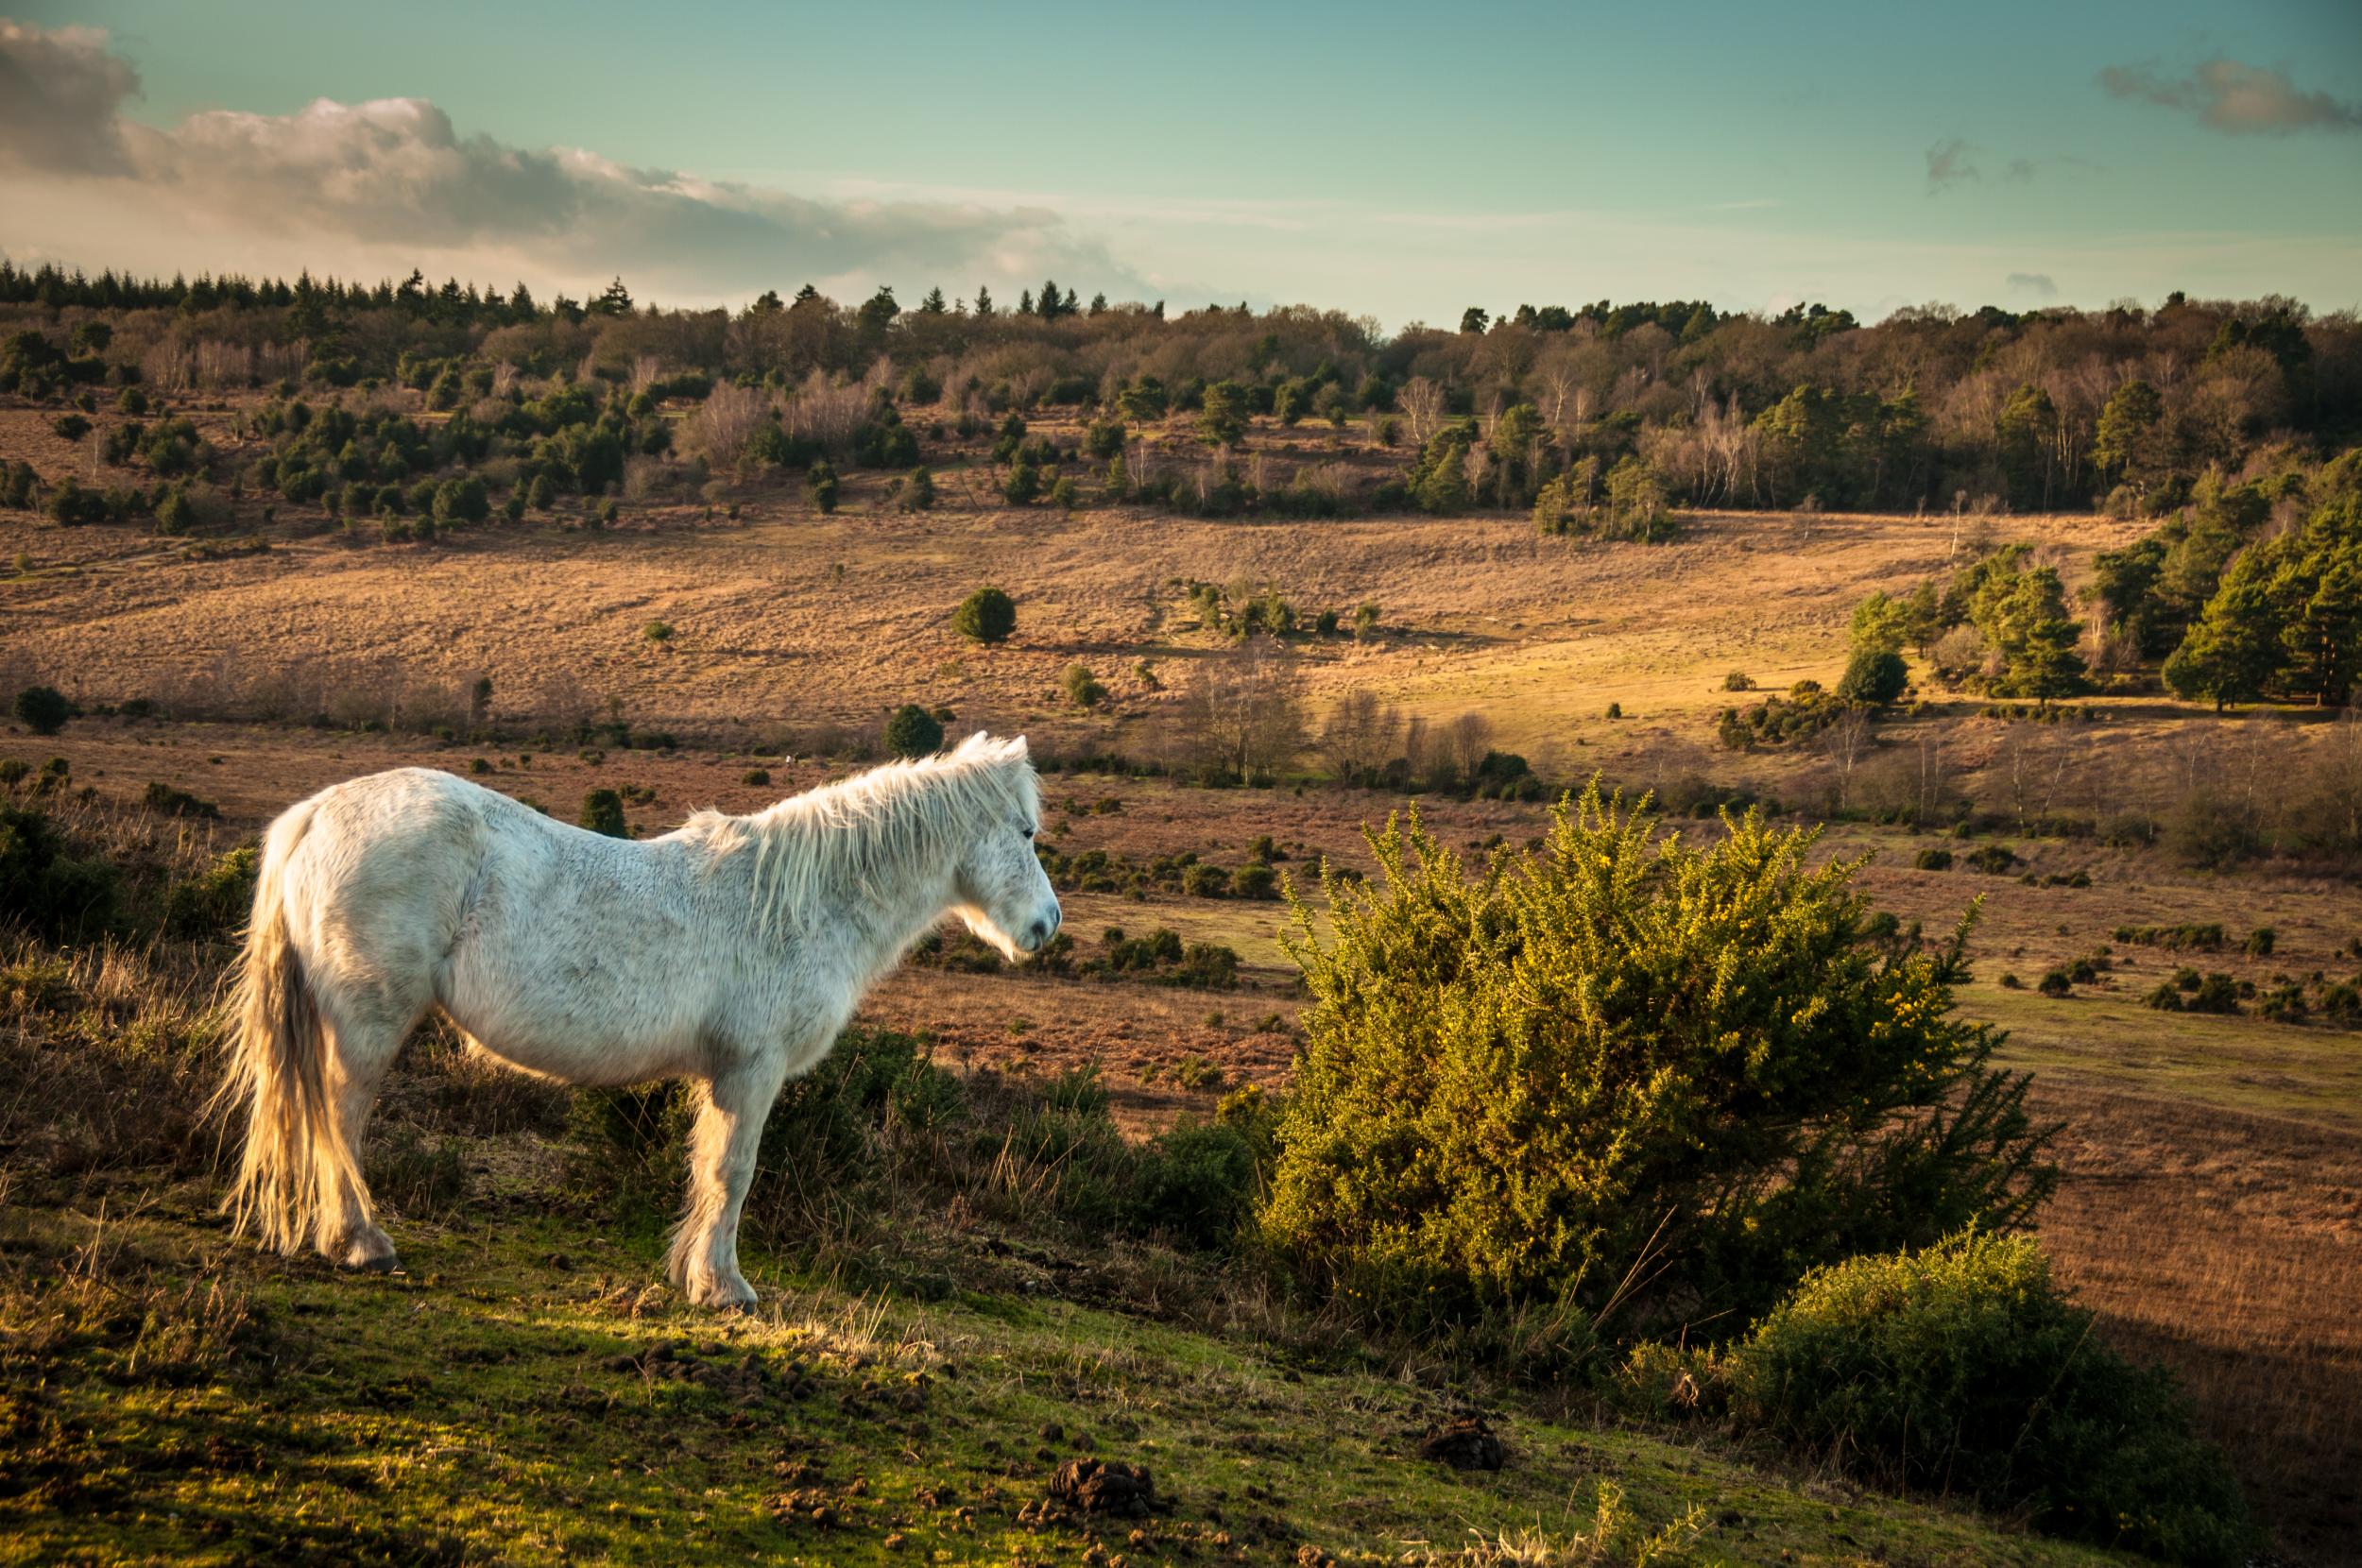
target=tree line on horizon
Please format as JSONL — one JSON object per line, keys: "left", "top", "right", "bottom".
{"left": 4, "top": 256, "right": 2356, "bottom": 522}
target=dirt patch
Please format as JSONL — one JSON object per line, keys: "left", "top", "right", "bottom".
{"left": 1415, "top": 1413, "right": 1507, "bottom": 1471}
{"left": 1044, "top": 1457, "right": 1162, "bottom": 1517}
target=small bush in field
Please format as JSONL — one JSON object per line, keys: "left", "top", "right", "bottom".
{"left": 1963, "top": 844, "right": 2017, "bottom": 874}
{"left": 1913, "top": 847, "right": 1953, "bottom": 871}
{"left": 741, "top": 767, "right": 771, "bottom": 787}
{"left": 1180, "top": 862, "right": 1226, "bottom": 898}
{"left": 0, "top": 803, "right": 121, "bottom": 939}
{"left": 2186, "top": 972, "right": 2242, "bottom": 1014}
{"left": 12, "top": 685, "right": 70, "bottom": 736}
{"left": 883, "top": 704, "right": 944, "bottom": 758}
{"left": 2165, "top": 791, "right": 2261, "bottom": 869}
{"left": 163, "top": 844, "right": 258, "bottom": 940}
{"left": 1229, "top": 861, "right": 1277, "bottom": 900}
{"left": 2243, "top": 927, "right": 2275, "bottom": 956}
{"left": 953, "top": 586, "right": 1017, "bottom": 645}
{"left": 1723, "top": 671, "right": 1754, "bottom": 691}
{"left": 1062, "top": 664, "right": 1106, "bottom": 707}
{"left": 1730, "top": 1230, "right": 2252, "bottom": 1566}
{"left": 143, "top": 782, "right": 219, "bottom": 820}
{"left": 579, "top": 788, "right": 628, "bottom": 838}
{"left": 2114, "top": 923, "right": 2225, "bottom": 951}
{"left": 1129, "top": 1114, "right": 1268, "bottom": 1249}
{"left": 1171, "top": 1053, "right": 1225, "bottom": 1092}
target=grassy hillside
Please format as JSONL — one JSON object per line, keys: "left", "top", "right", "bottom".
{"left": 3, "top": 1142, "right": 2133, "bottom": 1568}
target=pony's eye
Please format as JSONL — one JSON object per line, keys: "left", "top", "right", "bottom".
{"left": 1021, "top": 826, "right": 1036, "bottom": 840}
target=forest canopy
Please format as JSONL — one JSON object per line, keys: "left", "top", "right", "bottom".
{"left": 4, "top": 259, "right": 2354, "bottom": 521}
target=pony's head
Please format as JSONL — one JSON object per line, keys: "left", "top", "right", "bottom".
{"left": 945, "top": 734, "right": 1062, "bottom": 960}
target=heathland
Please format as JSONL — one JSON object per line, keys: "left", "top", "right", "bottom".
{"left": 2, "top": 274, "right": 2358, "bottom": 1565}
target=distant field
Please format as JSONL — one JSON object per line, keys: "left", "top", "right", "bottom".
{"left": 0, "top": 401, "right": 2145, "bottom": 756}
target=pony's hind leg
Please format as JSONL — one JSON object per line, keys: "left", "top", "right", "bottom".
{"left": 317, "top": 1006, "right": 412, "bottom": 1271}
{"left": 666, "top": 1061, "right": 788, "bottom": 1309}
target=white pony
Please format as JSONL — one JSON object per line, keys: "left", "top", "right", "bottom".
{"left": 216, "top": 732, "right": 1059, "bottom": 1308}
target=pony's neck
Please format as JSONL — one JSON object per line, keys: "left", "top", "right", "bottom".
{"left": 826, "top": 826, "right": 964, "bottom": 987}
{"left": 740, "top": 765, "right": 978, "bottom": 982}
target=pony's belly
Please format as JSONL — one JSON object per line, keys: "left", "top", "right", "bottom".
{"left": 438, "top": 950, "right": 713, "bottom": 1085}
{"left": 456, "top": 1016, "right": 708, "bottom": 1086}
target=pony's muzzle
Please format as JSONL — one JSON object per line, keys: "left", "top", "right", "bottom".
{"left": 1023, "top": 905, "right": 1061, "bottom": 952}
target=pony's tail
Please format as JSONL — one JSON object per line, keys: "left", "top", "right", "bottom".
{"left": 214, "top": 799, "right": 350, "bottom": 1256}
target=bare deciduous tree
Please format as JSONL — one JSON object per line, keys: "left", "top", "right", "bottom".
{"left": 1822, "top": 706, "right": 1875, "bottom": 810}
{"left": 683, "top": 381, "right": 774, "bottom": 467}
{"left": 1439, "top": 711, "right": 1496, "bottom": 786}
{"left": 1317, "top": 689, "right": 1403, "bottom": 782}
{"left": 1178, "top": 639, "right": 1305, "bottom": 784}
{"left": 1400, "top": 376, "right": 1444, "bottom": 446}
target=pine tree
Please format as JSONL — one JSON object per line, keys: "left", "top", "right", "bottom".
{"left": 589, "top": 276, "right": 634, "bottom": 316}
{"left": 2279, "top": 551, "right": 2362, "bottom": 707}
{"left": 2165, "top": 571, "right": 2284, "bottom": 711}
{"left": 2094, "top": 379, "right": 2169, "bottom": 495}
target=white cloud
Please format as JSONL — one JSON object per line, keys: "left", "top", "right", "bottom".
{"left": 0, "top": 20, "right": 137, "bottom": 175}
{"left": 2098, "top": 57, "right": 2362, "bottom": 136}
{"left": 2006, "top": 272, "right": 2059, "bottom": 299}
{"left": 1925, "top": 139, "right": 1981, "bottom": 193}
{"left": 0, "top": 22, "right": 1166, "bottom": 306}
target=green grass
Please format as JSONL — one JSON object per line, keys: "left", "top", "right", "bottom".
{"left": 1, "top": 1150, "right": 2138, "bottom": 1568}
{"left": 1965, "top": 980, "right": 2362, "bottom": 1134}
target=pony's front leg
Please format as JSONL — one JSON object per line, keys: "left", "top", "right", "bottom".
{"left": 665, "top": 1062, "right": 787, "bottom": 1309}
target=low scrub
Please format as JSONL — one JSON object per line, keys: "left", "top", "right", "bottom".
{"left": 0, "top": 803, "right": 122, "bottom": 941}
{"left": 1263, "top": 785, "right": 2055, "bottom": 1351}
{"left": 571, "top": 1030, "right": 1275, "bottom": 1257}
{"left": 2114, "top": 922, "right": 2226, "bottom": 951}
{"left": 1728, "top": 1229, "right": 2253, "bottom": 1566}
{"left": 907, "top": 924, "right": 1241, "bottom": 990}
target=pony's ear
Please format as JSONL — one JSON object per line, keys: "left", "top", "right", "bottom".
{"left": 1009, "top": 734, "right": 1030, "bottom": 759}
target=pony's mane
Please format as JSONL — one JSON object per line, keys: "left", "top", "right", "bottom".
{"left": 684, "top": 732, "right": 1038, "bottom": 935}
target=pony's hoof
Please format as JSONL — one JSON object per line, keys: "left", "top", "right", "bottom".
{"left": 687, "top": 1277, "right": 759, "bottom": 1311}
{"left": 340, "top": 1229, "right": 401, "bottom": 1273}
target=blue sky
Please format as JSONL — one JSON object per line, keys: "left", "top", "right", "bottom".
{"left": 4, "top": 0, "right": 2358, "bottom": 324}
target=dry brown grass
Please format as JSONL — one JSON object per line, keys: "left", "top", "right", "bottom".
{"left": 2032, "top": 1081, "right": 2362, "bottom": 1561}
{"left": 0, "top": 395, "right": 2145, "bottom": 760}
